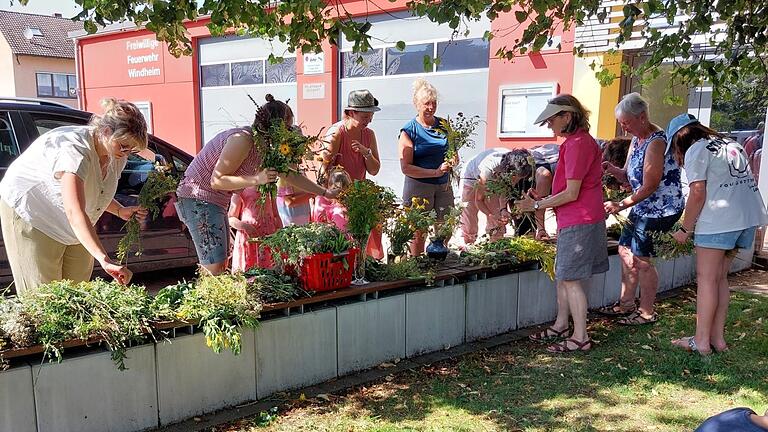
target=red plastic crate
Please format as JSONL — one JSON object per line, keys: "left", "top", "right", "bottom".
{"left": 297, "top": 248, "right": 358, "bottom": 292}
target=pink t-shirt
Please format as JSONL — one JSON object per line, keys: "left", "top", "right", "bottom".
{"left": 551, "top": 129, "right": 605, "bottom": 229}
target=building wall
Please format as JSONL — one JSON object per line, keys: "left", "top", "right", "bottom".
{"left": 10, "top": 55, "right": 78, "bottom": 108}
{"left": 572, "top": 52, "right": 622, "bottom": 140}
{"left": 0, "top": 36, "right": 15, "bottom": 97}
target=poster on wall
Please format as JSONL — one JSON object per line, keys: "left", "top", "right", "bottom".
{"left": 303, "top": 52, "right": 325, "bottom": 75}
{"left": 501, "top": 95, "right": 527, "bottom": 133}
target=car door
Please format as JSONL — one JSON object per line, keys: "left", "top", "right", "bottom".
{"left": 17, "top": 109, "right": 194, "bottom": 270}
{"left": 0, "top": 110, "right": 27, "bottom": 281}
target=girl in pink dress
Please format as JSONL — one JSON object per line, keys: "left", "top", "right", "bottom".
{"left": 313, "top": 167, "right": 352, "bottom": 230}
{"left": 228, "top": 186, "right": 282, "bottom": 272}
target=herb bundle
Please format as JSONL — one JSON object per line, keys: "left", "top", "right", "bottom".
{"left": 384, "top": 197, "right": 435, "bottom": 258}
{"left": 244, "top": 267, "right": 311, "bottom": 304}
{"left": 338, "top": 180, "right": 397, "bottom": 245}
{"left": 259, "top": 223, "right": 354, "bottom": 272}
{"left": 176, "top": 273, "right": 262, "bottom": 355}
{"left": 431, "top": 203, "right": 463, "bottom": 242}
{"left": 603, "top": 174, "right": 630, "bottom": 202}
{"left": 438, "top": 113, "right": 482, "bottom": 184}
{"left": 461, "top": 236, "right": 556, "bottom": 279}
{"left": 649, "top": 223, "right": 694, "bottom": 260}
{"left": 252, "top": 114, "right": 318, "bottom": 200}
{"left": 21, "top": 279, "right": 153, "bottom": 369}
{"left": 117, "top": 166, "right": 179, "bottom": 263}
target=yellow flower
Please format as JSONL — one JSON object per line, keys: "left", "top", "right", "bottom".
{"left": 279, "top": 143, "right": 291, "bottom": 156}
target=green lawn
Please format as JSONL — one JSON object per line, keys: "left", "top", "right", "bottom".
{"left": 216, "top": 287, "right": 768, "bottom": 432}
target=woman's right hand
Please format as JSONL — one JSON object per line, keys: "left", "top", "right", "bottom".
{"left": 254, "top": 169, "right": 278, "bottom": 185}
{"left": 100, "top": 258, "right": 132, "bottom": 285}
{"left": 437, "top": 162, "right": 452, "bottom": 174}
{"left": 602, "top": 161, "right": 620, "bottom": 177}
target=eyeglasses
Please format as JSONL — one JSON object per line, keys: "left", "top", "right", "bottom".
{"left": 546, "top": 112, "right": 566, "bottom": 125}
{"left": 118, "top": 143, "right": 140, "bottom": 155}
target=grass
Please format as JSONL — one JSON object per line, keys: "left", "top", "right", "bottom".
{"left": 214, "top": 286, "right": 768, "bottom": 432}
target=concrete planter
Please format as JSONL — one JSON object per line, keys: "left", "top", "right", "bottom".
{"left": 465, "top": 273, "right": 519, "bottom": 341}
{"left": 337, "top": 295, "right": 406, "bottom": 376}
{"left": 730, "top": 247, "right": 754, "bottom": 273}
{"left": 33, "top": 345, "right": 158, "bottom": 432}
{"left": 656, "top": 259, "right": 676, "bottom": 293}
{"left": 673, "top": 254, "right": 696, "bottom": 287}
{"left": 517, "top": 269, "right": 557, "bottom": 328}
{"left": 0, "top": 364, "right": 36, "bottom": 432}
{"left": 405, "top": 283, "right": 466, "bottom": 357}
{"left": 603, "top": 254, "right": 622, "bottom": 306}
{"left": 255, "top": 308, "right": 337, "bottom": 399}
{"left": 156, "top": 329, "right": 256, "bottom": 426}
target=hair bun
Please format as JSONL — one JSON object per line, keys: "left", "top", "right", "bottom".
{"left": 265, "top": 94, "right": 275, "bottom": 102}
{"left": 100, "top": 97, "right": 118, "bottom": 113}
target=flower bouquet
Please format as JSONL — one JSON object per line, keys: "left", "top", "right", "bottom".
{"left": 384, "top": 197, "right": 436, "bottom": 260}
{"left": 117, "top": 164, "right": 179, "bottom": 263}
{"left": 338, "top": 180, "right": 397, "bottom": 284}
{"left": 438, "top": 112, "right": 482, "bottom": 184}
{"left": 251, "top": 111, "right": 319, "bottom": 202}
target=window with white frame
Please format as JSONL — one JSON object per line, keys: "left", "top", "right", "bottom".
{"left": 497, "top": 83, "right": 558, "bottom": 138}
{"left": 36, "top": 72, "right": 77, "bottom": 98}
{"left": 133, "top": 101, "right": 153, "bottom": 134}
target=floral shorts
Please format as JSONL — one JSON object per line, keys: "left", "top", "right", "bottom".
{"left": 175, "top": 197, "right": 229, "bottom": 265}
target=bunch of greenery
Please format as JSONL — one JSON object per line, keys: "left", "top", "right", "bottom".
{"left": 0, "top": 296, "right": 35, "bottom": 349}
{"left": 365, "top": 256, "right": 424, "bottom": 282}
{"left": 243, "top": 267, "right": 311, "bottom": 304}
{"left": 384, "top": 197, "right": 436, "bottom": 258}
{"left": 117, "top": 166, "right": 179, "bottom": 263}
{"left": 338, "top": 180, "right": 397, "bottom": 245}
{"left": 259, "top": 223, "right": 354, "bottom": 271}
{"left": 150, "top": 280, "right": 195, "bottom": 321}
{"left": 431, "top": 203, "right": 463, "bottom": 242}
{"left": 461, "top": 236, "right": 556, "bottom": 279}
{"left": 602, "top": 174, "right": 630, "bottom": 202}
{"left": 252, "top": 113, "right": 318, "bottom": 201}
{"left": 606, "top": 223, "right": 624, "bottom": 240}
{"left": 438, "top": 113, "right": 482, "bottom": 184}
{"left": 649, "top": 223, "right": 695, "bottom": 261}
{"left": 21, "top": 279, "right": 153, "bottom": 369}
{"left": 176, "top": 273, "right": 262, "bottom": 355}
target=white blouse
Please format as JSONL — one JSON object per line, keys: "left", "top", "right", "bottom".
{"left": 0, "top": 126, "right": 127, "bottom": 245}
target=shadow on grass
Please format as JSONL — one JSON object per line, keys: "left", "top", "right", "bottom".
{"left": 328, "top": 287, "right": 768, "bottom": 431}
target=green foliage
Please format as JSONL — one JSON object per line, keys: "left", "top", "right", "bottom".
{"left": 176, "top": 273, "right": 262, "bottom": 355}
{"left": 259, "top": 223, "right": 353, "bottom": 271}
{"left": 461, "top": 236, "right": 556, "bottom": 279}
{"left": 649, "top": 223, "right": 695, "bottom": 261}
{"left": 117, "top": 168, "right": 179, "bottom": 263}
{"left": 243, "top": 267, "right": 311, "bottom": 304}
{"left": 338, "top": 180, "right": 397, "bottom": 245}
{"left": 0, "top": 296, "right": 35, "bottom": 348}
{"left": 366, "top": 256, "right": 437, "bottom": 285}
{"left": 150, "top": 280, "right": 195, "bottom": 321}
{"left": 431, "top": 203, "right": 463, "bottom": 241}
{"left": 21, "top": 279, "right": 153, "bottom": 369}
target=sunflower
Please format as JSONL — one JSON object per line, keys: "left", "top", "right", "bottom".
{"left": 279, "top": 143, "right": 292, "bottom": 156}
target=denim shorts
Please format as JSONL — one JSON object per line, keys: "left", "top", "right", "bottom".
{"left": 175, "top": 197, "right": 230, "bottom": 265}
{"left": 619, "top": 211, "right": 682, "bottom": 257}
{"left": 694, "top": 226, "right": 757, "bottom": 250}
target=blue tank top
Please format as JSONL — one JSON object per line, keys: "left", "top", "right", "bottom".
{"left": 400, "top": 117, "right": 449, "bottom": 185}
{"left": 627, "top": 130, "right": 685, "bottom": 218}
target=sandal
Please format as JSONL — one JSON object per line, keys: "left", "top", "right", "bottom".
{"left": 528, "top": 326, "right": 569, "bottom": 342}
{"left": 617, "top": 311, "right": 659, "bottom": 326}
{"left": 546, "top": 338, "right": 593, "bottom": 353}
{"left": 671, "top": 337, "right": 711, "bottom": 356}
{"left": 595, "top": 301, "right": 636, "bottom": 317}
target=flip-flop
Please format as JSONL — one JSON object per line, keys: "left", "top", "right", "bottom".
{"left": 528, "top": 326, "right": 569, "bottom": 342}
{"left": 617, "top": 311, "right": 659, "bottom": 326}
{"left": 546, "top": 338, "right": 593, "bottom": 353}
{"left": 671, "top": 337, "right": 711, "bottom": 356}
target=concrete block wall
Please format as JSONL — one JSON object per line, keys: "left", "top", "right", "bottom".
{"left": 0, "top": 251, "right": 709, "bottom": 432}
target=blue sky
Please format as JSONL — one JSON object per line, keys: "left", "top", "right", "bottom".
{"left": 2, "top": 0, "right": 81, "bottom": 17}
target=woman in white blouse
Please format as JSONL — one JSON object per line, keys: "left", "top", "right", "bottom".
{"left": 0, "top": 98, "right": 148, "bottom": 293}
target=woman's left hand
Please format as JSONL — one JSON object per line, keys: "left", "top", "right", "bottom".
{"left": 515, "top": 194, "right": 535, "bottom": 213}
{"left": 118, "top": 206, "right": 148, "bottom": 222}
{"left": 672, "top": 229, "right": 689, "bottom": 244}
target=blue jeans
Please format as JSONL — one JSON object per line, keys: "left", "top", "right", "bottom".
{"left": 175, "top": 197, "right": 229, "bottom": 265}
{"left": 694, "top": 226, "right": 757, "bottom": 250}
{"left": 618, "top": 211, "right": 682, "bottom": 257}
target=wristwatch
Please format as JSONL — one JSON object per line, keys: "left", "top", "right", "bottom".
{"left": 533, "top": 201, "right": 541, "bottom": 210}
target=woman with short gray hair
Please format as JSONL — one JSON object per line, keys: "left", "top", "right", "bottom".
{"left": 600, "top": 92, "right": 684, "bottom": 325}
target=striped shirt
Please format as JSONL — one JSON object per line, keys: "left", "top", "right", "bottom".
{"left": 176, "top": 127, "right": 262, "bottom": 209}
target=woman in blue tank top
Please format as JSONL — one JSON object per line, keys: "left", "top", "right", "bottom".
{"left": 398, "top": 78, "right": 455, "bottom": 255}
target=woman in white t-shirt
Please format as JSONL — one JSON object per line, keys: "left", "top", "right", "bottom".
{"left": 0, "top": 99, "right": 149, "bottom": 293}
{"left": 666, "top": 113, "right": 768, "bottom": 355}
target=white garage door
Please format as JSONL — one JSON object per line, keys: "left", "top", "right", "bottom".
{"left": 198, "top": 35, "right": 298, "bottom": 146}
{"left": 339, "top": 12, "right": 491, "bottom": 198}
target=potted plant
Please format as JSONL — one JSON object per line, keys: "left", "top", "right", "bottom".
{"left": 426, "top": 204, "right": 462, "bottom": 261}
{"left": 384, "top": 197, "right": 435, "bottom": 262}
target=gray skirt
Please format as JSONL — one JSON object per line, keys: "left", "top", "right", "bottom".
{"left": 555, "top": 221, "right": 609, "bottom": 281}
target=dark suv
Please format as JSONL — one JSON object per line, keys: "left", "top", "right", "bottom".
{"left": 0, "top": 98, "right": 198, "bottom": 286}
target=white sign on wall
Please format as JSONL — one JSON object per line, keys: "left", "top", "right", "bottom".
{"left": 302, "top": 52, "right": 325, "bottom": 75}
{"left": 303, "top": 83, "right": 325, "bottom": 100}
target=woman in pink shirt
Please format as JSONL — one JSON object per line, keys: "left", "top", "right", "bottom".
{"left": 515, "top": 94, "right": 608, "bottom": 353}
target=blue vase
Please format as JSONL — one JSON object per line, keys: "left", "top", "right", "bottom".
{"left": 426, "top": 238, "right": 449, "bottom": 261}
